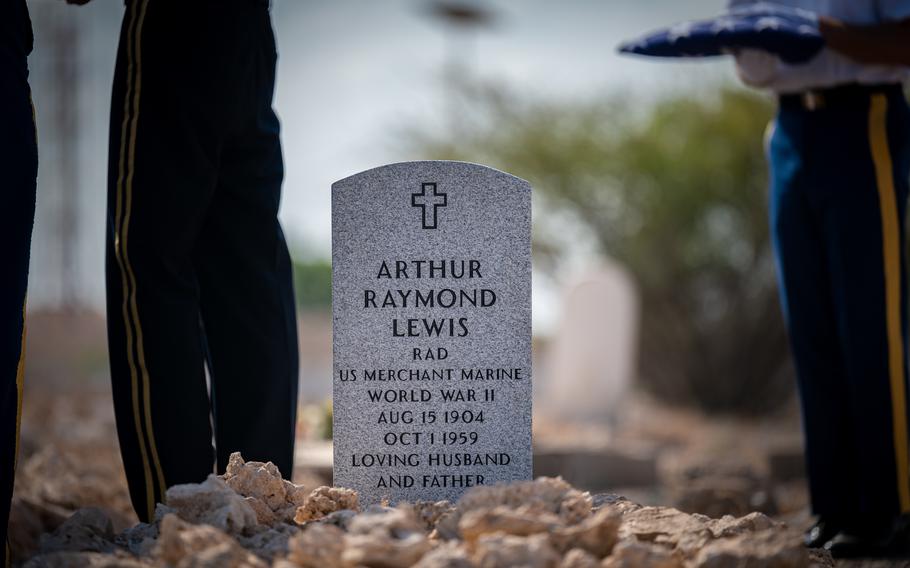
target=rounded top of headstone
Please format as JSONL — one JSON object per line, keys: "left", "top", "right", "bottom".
{"left": 332, "top": 160, "right": 530, "bottom": 192}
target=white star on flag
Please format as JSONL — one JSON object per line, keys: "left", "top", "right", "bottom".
{"left": 667, "top": 21, "right": 694, "bottom": 42}
{"left": 712, "top": 18, "right": 737, "bottom": 33}
{"left": 755, "top": 16, "right": 782, "bottom": 31}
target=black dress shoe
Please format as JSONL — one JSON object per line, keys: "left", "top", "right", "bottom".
{"left": 805, "top": 517, "right": 841, "bottom": 549}
{"left": 824, "top": 519, "right": 909, "bottom": 559}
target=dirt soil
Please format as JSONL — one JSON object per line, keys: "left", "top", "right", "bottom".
{"left": 9, "top": 386, "right": 904, "bottom": 567}
{"left": 9, "top": 311, "right": 907, "bottom": 567}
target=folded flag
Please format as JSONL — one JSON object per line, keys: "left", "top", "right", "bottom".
{"left": 617, "top": 2, "right": 823, "bottom": 64}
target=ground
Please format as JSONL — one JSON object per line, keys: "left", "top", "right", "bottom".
{"left": 8, "top": 311, "right": 908, "bottom": 566}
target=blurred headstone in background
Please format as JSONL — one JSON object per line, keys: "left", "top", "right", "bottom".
{"left": 541, "top": 259, "right": 638, "bottom": 424}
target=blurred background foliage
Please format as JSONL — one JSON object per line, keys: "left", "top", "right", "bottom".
{"left": 407, "top": 83, "right": 793, "bottom": 415}
{"left": 293, "top": 259, "right": 332, "bottom": 312}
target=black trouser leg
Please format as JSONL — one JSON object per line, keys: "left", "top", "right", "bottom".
{"left": 196, "top": 145, "right": 299, "bottom": 478}
{"left": 0, "top": 1, "right": 37, "bottom": 563}
{"left": 195, "top": 10, "right": 298, "bottom": 478}
{"left": 106, "top": 0, "right": 218, "bottom": 522}
{"left": 107, "top": 0, "right": 298, "bottom": 520}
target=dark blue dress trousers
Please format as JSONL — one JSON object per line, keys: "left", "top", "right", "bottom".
{"left": 770, "top": 85, "right": 910, "bottom": 523}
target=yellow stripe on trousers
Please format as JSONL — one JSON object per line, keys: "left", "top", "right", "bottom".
{"left": 869, "top": 93, "right": 910, "bottom": 513}
{"left": 18, "top": 96, "right": 36, "bottom": 475}
{"left": 113, "top": 0, "right": 165, "bottom": 521}
{"left": 13, "top": 299, "right": 26, "bottom": 472}
{"left": 124, "top": 0, "right": 166, "bottom": 502}
{"left": 6, "top": 302, "right": 25, "bottom": 568}
{"left": 9, "top": 95, "right": 38, "bottom": 568}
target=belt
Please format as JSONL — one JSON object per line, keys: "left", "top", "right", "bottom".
{"left": 778, "top": 83, "right": 904, "bottom": 111}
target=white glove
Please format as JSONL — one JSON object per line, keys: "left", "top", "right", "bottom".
{"left": 733, "top": 48, "right": 781, "bottom": 87}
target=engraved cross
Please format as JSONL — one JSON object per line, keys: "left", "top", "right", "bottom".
{"left": 411, "top": 182, "right": 448, "bottom": 229}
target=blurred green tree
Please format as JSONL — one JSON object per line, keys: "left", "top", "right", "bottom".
{"left": 409, "top": 84, "right": 793, "bottom": 415}
{"left": 293, "top": 259, "right": 332, "bottom": 312}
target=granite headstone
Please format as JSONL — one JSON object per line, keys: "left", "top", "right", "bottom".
{"left": 332, "top": 161, "right": 532, "bottom": 505}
